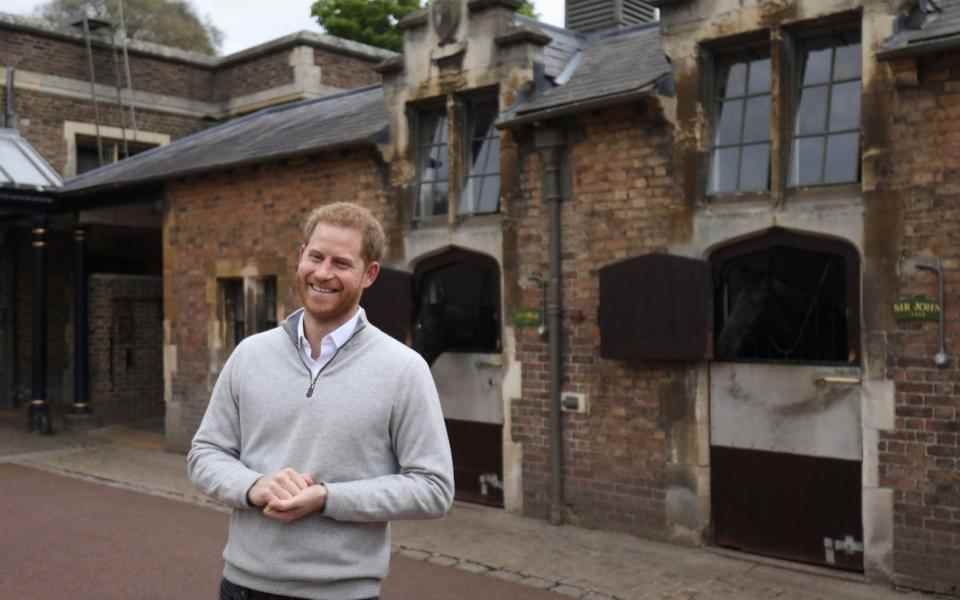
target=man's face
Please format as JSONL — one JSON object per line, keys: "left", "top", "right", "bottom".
{"left": 296, "top": 223, "right": 379, "bottom": 333}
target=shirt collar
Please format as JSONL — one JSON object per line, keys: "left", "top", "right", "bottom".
{"left": 298, "top": 307, "right": 364, "bottom": 353}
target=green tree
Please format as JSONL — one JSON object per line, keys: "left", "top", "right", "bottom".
{"left": 311, "top": 0, "right": 541, "bottom": 52}
{"left": 311, "top": 0, "right": 421, "bottom": 52}
{"left": 35, "top": 0, "right": 223, "bottom": 56}
{"left": 518, "top": 1, "right": 539, "bottom": 19}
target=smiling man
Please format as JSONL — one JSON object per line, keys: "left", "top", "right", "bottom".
{"left": 188, "top": 202, "right": 454, "bottom": 600}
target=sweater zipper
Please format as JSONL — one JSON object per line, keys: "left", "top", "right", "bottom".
{"left": 299, "top": 328, "right": 362, "bottom": 398}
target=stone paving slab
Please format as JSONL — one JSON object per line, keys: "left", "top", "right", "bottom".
{"left": 0, "top": 418, "right": 943, "bottom": 600}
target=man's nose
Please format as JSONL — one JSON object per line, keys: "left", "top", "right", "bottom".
{"left": 314, "top": 259, "right": 334, "bottom": 278}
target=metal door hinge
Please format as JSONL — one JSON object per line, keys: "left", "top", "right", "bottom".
{"left": 824, "top": 535, "right": 863, "bottom": 564}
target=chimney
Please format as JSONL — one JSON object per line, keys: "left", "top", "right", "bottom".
{"left": 565, "top": 0, "right": 658, "bottom": 33}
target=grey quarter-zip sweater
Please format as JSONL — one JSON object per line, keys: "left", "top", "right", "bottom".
{"left": 187, "top": 308, "right": 454, "bottom": 600}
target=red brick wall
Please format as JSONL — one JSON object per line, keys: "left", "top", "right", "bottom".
{"left": 313, "top": 49, "right": 381, "bottom": 89}
{"left": 0, "top": 27, "right": 215, "bottom": 101}
{"left": 213, "top": 52, "right": 295, "bottom": 102}
{"left": 88, "top": 275, "right": 164, "bottom": 424}
{"left": 510, "top": 103, "right": 689, "bottom": 535}
{"left": 10, "top": 88, "right": 207, "bottom": 176}
{"left": 880, "top": 52, "right": 960, "bottom": 595}
{"left": 163, "top": 151, "right": 389, "bottom": 451}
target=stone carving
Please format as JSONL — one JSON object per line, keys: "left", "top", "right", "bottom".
{"left": 431, "top": 0, "right": 461, "bottom": 46}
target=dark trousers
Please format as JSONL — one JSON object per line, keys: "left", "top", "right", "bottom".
{"left": 219, "top": 578, "right": 378, "bottom": 600}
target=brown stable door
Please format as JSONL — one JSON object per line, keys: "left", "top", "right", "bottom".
{"left": 361, "top": 255, "right": 505, "bottom": 507}
{"left": 709, "top": 230, "right": 863, "bottom": 571}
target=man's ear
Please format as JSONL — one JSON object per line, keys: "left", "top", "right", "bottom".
{"left": 362, "top": 261, "right": 381, "bottom": 289}
{"left": 297, "top": 243, "right": 305, "bottom": 262}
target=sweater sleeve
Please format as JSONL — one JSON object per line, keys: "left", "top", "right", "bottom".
{"left": 186, "top": 344, "right": 263, "bottom": 510}
{"left": 322, "top": 354, "right": 454, "bottom": 522}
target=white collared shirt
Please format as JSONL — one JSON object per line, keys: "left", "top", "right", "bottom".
{"left": 297, "top": 308, "right": 363, "bottom": 379}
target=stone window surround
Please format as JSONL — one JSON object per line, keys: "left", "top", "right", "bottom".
{"left": 217, "top": 274, "right": 278, "bottom": 355}
{"left": 410, "top": 87, "right": 502, "bottom": 225}
{"left": 63, "top": 121, "right": 170, "bottom": 177}
{"left": 701, "top": 14, "right": 862, "bottom": 203}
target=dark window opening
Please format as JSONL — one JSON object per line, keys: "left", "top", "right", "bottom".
{"left": 414, "top": 108, "right": 450, "bottom": 220}
{"left": 76, "top": 135, "right": 157, "bottom": 175}
{"left": 412, "top": 250, "right": 501, "bottom": 365}
{"left": 711, "top": 230, "right": 859, "bottom": 364}
{"left": 789, "top": 31, "right": 862, "bottom": 186}
{"left": 460, "top": 96, "right": 501, "bottom": 216}
{"left": 219, "top": 276, "right": 277, "bottom": 352}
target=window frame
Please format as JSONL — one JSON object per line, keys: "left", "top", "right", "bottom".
{"left": 459, "top": 91, "right": 502, "bottom": 217}
{"left": 75, "top": 135, "right": 158, "bottom": 175}
{"left": 706, "top": 43, "right": 774, "bottom": 196}
{"left": 786, "top": 27, "right": 863, "bottom": 189}
{"left": 63, "top": 121, "right": 170, "bottom": 177}
{"left": 699, "top": 15, "right": 863, "bottom": 202}
{"left": 411, "top": 100, "right": 451, "bottom": 223}
{"left": 218, "top": 275, "right": 277, "bottom": 353}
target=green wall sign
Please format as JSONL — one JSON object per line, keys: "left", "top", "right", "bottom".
{"left": 513, "top": 308, "right": 542, "bottom": 328}
{"left": 893, "top": 296, "right": 942, "bottom": 322}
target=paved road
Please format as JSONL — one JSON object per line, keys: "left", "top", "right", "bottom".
{"left": 0, "top": 464, "right": 559, "bottom": 600}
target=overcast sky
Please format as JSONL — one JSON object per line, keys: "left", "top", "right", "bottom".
{"left": 3, "top": 0, "right": 565, "bottom": 55}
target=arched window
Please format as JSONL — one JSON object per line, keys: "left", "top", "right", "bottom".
{"left": 710, "top": 228, "right": 860, "bottom": 364}
{"left": 412, "top": 249, "right": 501, "bottom": 365}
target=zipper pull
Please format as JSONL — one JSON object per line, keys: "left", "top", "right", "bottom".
{"left": 306, "top": 381, "right": 316, "bottom": 398}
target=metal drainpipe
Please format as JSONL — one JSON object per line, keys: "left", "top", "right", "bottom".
{"left": 535, "top": 127, "right": 566, "bottom": 525}
{"left": 4, "top": 67, "right": 16, "bottom": 129}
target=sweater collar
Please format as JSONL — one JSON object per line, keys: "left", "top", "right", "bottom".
{"left": 282, "top": 307, "right": 368, "bottom": 348}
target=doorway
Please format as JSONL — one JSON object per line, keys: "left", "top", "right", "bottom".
{"left": 708, "top": 228, "right": 864, "bottom": 571}
{"left": 413, "top": 249, "right": 504, "bottom": 507}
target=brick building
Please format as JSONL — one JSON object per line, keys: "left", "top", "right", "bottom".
{"left": 0, "top": 11, "right": 392, "bottom": 427}
{"left": 9, "top": 0, "right": 960, "bottom": 595}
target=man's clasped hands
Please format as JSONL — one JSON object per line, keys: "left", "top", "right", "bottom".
{"left": 247, "top": 467, "right": 327, "bottom": 523}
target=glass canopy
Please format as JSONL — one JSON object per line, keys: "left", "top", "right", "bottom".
{"left": 0, "top": 128, "right": 61, "bottom": 191}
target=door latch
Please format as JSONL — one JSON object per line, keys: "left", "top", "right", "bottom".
{"left": 815, "top": 376, "right": 862, "bottom": 385}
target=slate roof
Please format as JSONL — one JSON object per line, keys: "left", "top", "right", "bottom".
{"left": 59, "top": 85, "right": 388, "bottom": 195}
{"left": 516, "top": 15, "right": 587, "bottom": 79}
{"left": 501, "top": 23, "right": 669, "bottom": 126}
{"left": 880, "top": 0, "right": 960, "bottom": 58}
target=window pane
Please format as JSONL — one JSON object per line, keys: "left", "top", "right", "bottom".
{"left": 462, "top": 175, "right": 501, "bottom": 215}
{"left": 477, "top": 175, "right": 500, "bottom": 213}
{"left": 739, "top": 143, "right": 770, "bottom": 191}
{"left": 481, "top": 138, "right": 500, "bottom": 175}
{"left": 710, "top": 147, "right": 740, "bottom": 193}
{"left": 833, "top": 43, "right": 861, "bottom": 80}
{"left": 743, "top": 96, "right": 771, "bottom": 143}
{"left": 791, "top": 137, "right": 825, "bottom": 186}
{"left": 418, "top": 180, "right": 448, "bottom": 217}
{"left": 829, "top": 81, "right": 861, "bottom": 131}
{"left": 748, "top": 58, "right": 772, "bottom": 94}
{"left": 470, "top": 102, "right": 498, "bottom": 140}
{"left": 824, "top": 133, "right": 860, "bottom": 183}
{"left": 419, "top": 113, "right": 447, "bottom": 147}
{"left": 76, "top": 146, "right": 102, "bottom": 174}
{"left": 719, "top": 62, "right": 747, "bottom": 97}
{"left": 470, "top": 137, "right": 500, "bottom": 176}
{"left": 802, "top": 47, "right": 833, "bottom": 86}
{"left": 422, "top": 144, "right": 448, "bottom": 182}
{"left": 795, "top": 86, "right": 828, "bottom": 135}
{"left": 715, "top": 99, "right": 744, "bottom": 146}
